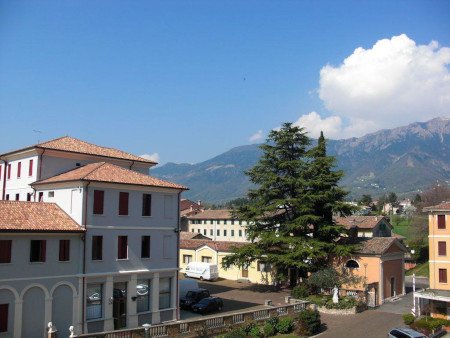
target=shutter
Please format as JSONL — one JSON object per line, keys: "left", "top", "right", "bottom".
{"left": 17, "top": 162, "right": 21, "bottom": 178}
{"left": 439, "top": 242, "right": 447, "bottom": 256}
{"left": 142, "top": 194, "right": 151, "bottom": 216}
{"left": 0, "top": 304, "right": 8, "bottom": 332}
{"left": 119, "top": 192, "right": 129, "bottom": 215}
{"left": 41, "top": 240, "right": 46, "bottom": 262}
{"left": 93, "top": 190, "right": 104, "bottom": 214}
{"left": 7, "top": 164, "right": 11, "bottom": 179}
{"left": 0, "top": 241, "right": 11, "bottom": 263}
{"left": 439, "top": 269, "right": 447, "bottom": 283}
{"left": 438, "top": 215, "right": 446, "bottom": 229}
{"left": 29, "top": 159, "right": 33, "bottom": 176}
{"left": 118, "top": 236, "right": 127, "bottom": 259}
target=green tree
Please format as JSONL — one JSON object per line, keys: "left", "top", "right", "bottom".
{"left": 358, "top": 194, "right": 373, "bottom": 206}
{"left": 222, "top": 124, "right": 353, "bottom": 284}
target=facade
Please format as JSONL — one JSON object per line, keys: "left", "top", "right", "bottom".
{"left": 185, "top": 210, "right": 249, "bottom": 242}
{"left": 179, "top": 237, "right": 273, "bottom": 284}
{"left": 415, "top": 202, "right": 450, "bottom": 319}
{"left": 0, "top": 137, "right": 187, "bottom": 337}
{"left": 335, "top": 216, "right": 393, "bottom": 238}
{"left": 180, "top": 199, "right": 204, "bottom": 232}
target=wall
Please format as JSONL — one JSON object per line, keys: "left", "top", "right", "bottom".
{"left": 382, "top": 259, "right": 404, "bottom": 299}
{"left": 429, "top": 213, "right": 450, "bottom": 290}
{"left": 187, "top": 219, "right": 248, "bottom": 242}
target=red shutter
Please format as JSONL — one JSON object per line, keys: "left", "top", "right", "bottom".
{"left": 118, "top": 236, "right": 127, "bottom": 259}
{"left": 0, "top": 304, "right": 8, "bottom": 332}
{"left": 93, "top": 190, "right": 104, "bottom": 214}
{"left": 439, "top": 242, "right": 447, "bottom": 256}
{"left": 439, "top": 269, "right": 448, "bottom": 283}
{"left": 41, "top": 240, "right": 46, "bottom": 262}
{"left": 17, "top": 162, "right": 21, "bottom": 178}
{"left": 438, "top": 215, "right": 446, "bottom": 229}
{"left": 7, "top": 164, "right": 11, "bottom": 179}
{"left": 0, "top": 240, "right": 12, "bottom": 263}
{"left": 119, "top": 192, "right": 129, "bottom": 215}
{"left": 29, "top": 159, "right": 33, "bottom": 176}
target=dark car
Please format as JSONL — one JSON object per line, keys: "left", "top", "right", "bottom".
{"left": 180, "top": 288, "right": 211, "bottom": 310}
{"left": 191, "top": 297, "right": 224, "bottom": 314}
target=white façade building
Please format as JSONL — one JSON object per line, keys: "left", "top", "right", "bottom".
{"left": 0, "top": 137, "right": 187, "bottom": 337}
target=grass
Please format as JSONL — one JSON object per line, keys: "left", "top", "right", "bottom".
{"left": 391, "top": 215, "right": 412, "bottom": 240}
{"left": 406, "top": 261, "right": 429, "bottom": 277}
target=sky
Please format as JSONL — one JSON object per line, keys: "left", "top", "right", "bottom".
{"left": 0, "top": 0, "right": 449, "bottom": 164}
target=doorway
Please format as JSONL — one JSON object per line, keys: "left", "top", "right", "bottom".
{"left": 113, "top": 282, "right": 127, "bottom": 329}
{"left": 390, "top": 277, "right": 396, "bottom": 297}
{"left": 242, "top": 267, "right": 249, "bottom": 278}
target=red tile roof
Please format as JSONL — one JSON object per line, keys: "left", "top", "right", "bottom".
{"left": 179, "top": 231, "right": 212, "bottom": 241}
{"left": 180, "top": 239, "right": 246, "bottom": 252}
{"left": 423, "top": 202, "right": 450, "bottom": 211}
{"left": 32, "top": 162, "right": 188, "bottom": 190}
{"left": 0, "top": 201, "right": 84, "bottom": 232}
{"left": 1, "top": 136, "right": 156, "bottom": 165}
{"left": 339, "top": 237, "right": 407, "bottom": 255}
{"left": 187, "top": 210, "right": 234, "bottom": 220}
{"left": 335, "top": 216, "right": 392, "bottom": 230}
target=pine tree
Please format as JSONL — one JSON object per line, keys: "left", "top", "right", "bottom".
{"left": 222, "top": 124, "right": 353, "bottom": 284}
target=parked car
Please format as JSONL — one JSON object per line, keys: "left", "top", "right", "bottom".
{"left": 180, "top": 288, "right": 211, "bottom": 310}
{"left": 191, "top": 297, "right": 224, "bottom": 314}
{"left": 388, "top": 328, "right": 427, "bottom": 338}
{"left": 184, "top": 262, "right": 219, "bottom": 281}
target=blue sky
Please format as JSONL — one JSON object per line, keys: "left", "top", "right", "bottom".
{"left": 1, "top": 1, "right": 449, "bottom": 164}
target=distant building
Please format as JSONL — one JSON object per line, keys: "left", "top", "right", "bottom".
{"left": 335, "top": 215, "right": 393, "bottom": 238}
{"left": 180, "top": 199, "right": 204, "bottom": 231}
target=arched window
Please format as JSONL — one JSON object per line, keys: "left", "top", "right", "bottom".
{"left": 345, "top": 259, "right": 359, "bottom": 269}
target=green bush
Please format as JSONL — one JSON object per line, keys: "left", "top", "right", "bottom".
{"left": 403, "top": 313, "right": 415, "bottom": 325}
{"left": 276, "top": 317, "right": 294, "bottom": 334}
{"left": 262, "top": 322, "right": 276, "bottom": 337}
{"left": 296, "top": 309, "right": 321, "bottom": 336}
{"left": 222, "top": 327, "right": 247, "bottom": 338}
{"left": 306, "top": 294, "right": 330, "bottom": 306}
{"left": 249, "top": 325, "right": 263, "bottom": 338}
{"left": 266, "top": 316, "right": 279, "bottom": 327}
{"left": 324, "top": 296, "right": 357, "bottom": 309}
{"left": 292, "top": 283, "right": 310, "bottom": 299}
{"left": 413, "top": 317, "right": 444, "bottom": 331}
{"left": 244, "top": 322, "right": 258, "bottom": 334}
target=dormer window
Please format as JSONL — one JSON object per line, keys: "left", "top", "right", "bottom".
{"left": 345, "top": 259, "right": 359, "bottom": 269}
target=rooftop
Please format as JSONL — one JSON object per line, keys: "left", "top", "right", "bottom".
{"left": 180, "top": 238, "right": 246, "bottom": 252}
{"left": 335, "top": 215, "right": 391, "bottom": 230}
{"left": 188, "top": 209, "right": 234, "bottom": 220}
{"left": 1, "top": 136, "right": 156, "bottom": 165}
{"left": 423, "top": 202, "right": 450, "bottom": 211}
{"left": 32, "top": 162, "right": 188, "bottom": 190}
{"left": 179, "top": 231, "right": 212, "bottom": 241}
{"left": 340, "top": 236, "right": 406, "bottom": 255}
{"left": 0, "top": 201, "right": 84, "bottom": 233}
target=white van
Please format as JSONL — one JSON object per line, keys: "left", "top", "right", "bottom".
{"left": 184, "top": 262, "right": 219, "bottom": 281}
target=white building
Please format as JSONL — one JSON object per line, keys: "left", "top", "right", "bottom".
{"left": 0, "top": 137, "right": 187, "bottom": 337}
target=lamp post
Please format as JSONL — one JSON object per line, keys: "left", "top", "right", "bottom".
{"left": 412, "top": 273, "right": 416, "bottom": 317}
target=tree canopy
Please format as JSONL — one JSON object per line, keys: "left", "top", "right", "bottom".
{"left": 222, "top": 123, "right": 353, "bottom": 282}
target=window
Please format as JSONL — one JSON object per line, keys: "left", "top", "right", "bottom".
{"left": 197, "top": 229, "right": 200, "bottom": 233}
{"left": 141, "top": 236, "right": 150, "bottom": 258}
{"left": 210, "top": 220, "right": 213, "bottom": 224}
{"left": 38, "top": 192, "right": 43, "bottom": 202}
{"left": 92, "top": 236, "right": 103, "bottom": 260}
{"left": 345, "top": 259, "right": 360, "bottom": 269}
{"left": 29, "top": 159, "right": 33, "bottom": 176}
{"left": 239, "top": 221, "right": 242, "bottom": 225}
{"left": 217, "top": 229, "right": 220, "bottom": 236}
{"left": 137, "top": 279, "right": 150, "bottom": 313}
{"left": 239, "top": 230, "right": 242, "bottom": 237}
{"left": 17, "top": 162, "right": 21, "bottom": 178}
{"left": 93, "top": 190, "right": 104, "bottom": 215}
{"left": 183, "top": 255, "right": 192, "bottom": 264}
{"left": 203, "top": 229, "right": 207, "bottom": 236}
{"left": 142, "top": 194, "right": 152, "bottom": 216}
{"left": 438, "top": 242, "right": 447, "bottom": 256}
{"left": 26, "top": 193, "right": 32, "bottom": 201}
{"left": 224, "top": 220, "right": 227, "bottom": 225}
{"left": 0, "top": 240, "right": 12, "bottom": 263}
{"left": 30, "top": 240, "right": 46, "bottom": 262}
{"left": 202, "top": 256, "right": 212, "bottom": 263}
{"left": 224, "top": 230, "right": 227, "bottom": 236}
{"left": 118, "top": 192, "right": 129, "bottom": 215}
{"left": 48, "top": 191, "right": 54, "bottom": 198}
{"left": 231, "top": 220, "right": 235, "bottom": 225}
{"left": 59, "top": 240, "right": 70, "bottom": 261}
{"left": 5, "top": 195, "right": 9, "bottom": 201}
{"left": 191, "top": 229, "right": 194, "bottom": 233}
{"left": 0, "top": 304, "right": 8, "bottom": 333}
{"left": 231, "top": 230, "right": 235, "bottom": 236}
{"left": 203, "top": 220, "right": 207, "bottom": 224}
{"left": 6, "top": 164, "right": 11, "bottom": 180}
{"left": 210, "top": 229, "right": 213, "bottom": 236}
{"left": 15, "top": 194, "right": 19, "bottom": 201}
{"left": 86, "top": 284, "right": 102, "bottom": 320}
{"left": 439, "top": 268, "right": 447, "bottom": 283}
{"left": 118, "top": 236, "right": 128, "bottom": 259}
{"left": 257, "top": 261, "right": 272, "bottom": 272}
{"left": 438, "top": 215, "right": 446, "bottom": 229}
{"left": 159, "top": 278, "right": 171, "bottom": 309}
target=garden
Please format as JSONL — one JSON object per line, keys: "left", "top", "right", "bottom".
{"left": 403, "top": 313, "right": 448, "bottom": 337}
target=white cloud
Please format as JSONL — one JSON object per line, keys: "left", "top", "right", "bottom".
{"left": 293, "top": 112, "right": 343, "bottom": 139}
{"left": 140, "top": 153, "right": 160, "bottom": 163}
{"left": 318, "top": 34, "right": 450, "bottom": 137}
{"left": 249, "top": 130, "right": 264, "bottom": 142}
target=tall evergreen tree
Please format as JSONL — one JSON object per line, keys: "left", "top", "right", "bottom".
{"left": 222, "top": 124, "right": 353, "bottom": 283}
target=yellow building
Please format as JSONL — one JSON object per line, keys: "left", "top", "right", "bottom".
{"left": 415, "top": 202, "right": 450, "bottom": 318}
{"left": 179, "top": 234, "right": 274, "bottom": 284}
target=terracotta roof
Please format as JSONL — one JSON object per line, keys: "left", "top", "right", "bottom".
{"left": 341, "top": 237, "right": 406, "bottom": 255}
{"left": 180, "top": 239, "right": 246, "bottom": 252}
{"left": 0, "top": 201, "right": 84, "bottom": 233}
{"left": 335, "top": 216, "right": 392, "bottom": 230}
{"left": 1, "top": 136, "right": 156, "bottom": 165}
{"left": 188, "top": 209, "right": 234, "bottom": 220}
{"left": 179, "top": 231, "right": 212, "bottom": 241}
{"left": 423, "top": 202, "right": 450, "bottom": 211}
{"left": 180, "top": 199, "right": 202, "bottom": 211}
{"left": 32, "top": 162, "right": 188, "bottom": 190}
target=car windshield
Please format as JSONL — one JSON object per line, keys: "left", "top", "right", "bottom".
{"left": 198, "top": 298, "right": 210, "bottom": 305}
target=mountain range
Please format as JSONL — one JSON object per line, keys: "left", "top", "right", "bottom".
{"left": 152, "top": 117, "right": 450, "bottom": 203}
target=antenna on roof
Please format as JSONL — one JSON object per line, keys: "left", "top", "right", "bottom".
{"left": 33, "top": 129, "right": 43, "bottom": 143}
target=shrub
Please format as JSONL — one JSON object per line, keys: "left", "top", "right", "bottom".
{"left": 223, "top": 327, "right": 247, "bottom": 338}
{"left": 292, "top": 283, "right": 310, "bottom": 299}
{"left": 403, "top": 313, "right": 415, "bottom": 325}
{"left": 249, "top": 325, "right": 263, "bottom": 338}
{"left": 266, "top": 316, "right": 279, "bottom": 327}
{"left": 244, "top": 322, "right": 258, "bottom": 334}
{"left": 412, "top": 316, "right": 445, "bottom": 332}
{"left": 296, "top": 309, "right": 321, "bottom": 336}
{"left": 306, "top": 294, "right": 330, "bottom": 307}
{"left": 324, "top": 296, "right": 357, "bottom": 309}
{"left": 263, "top": 322, "right": 276, "bottom": 337}
{"left": 276, "top": 317, "right": 294, "bottom": 334}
